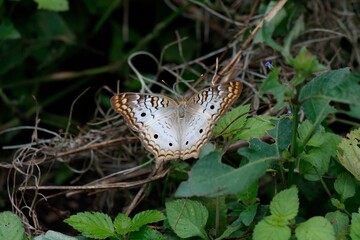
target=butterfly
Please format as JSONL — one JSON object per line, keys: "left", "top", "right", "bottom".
{"left": 110, "top": 81, "right": 242, "bottom": 164}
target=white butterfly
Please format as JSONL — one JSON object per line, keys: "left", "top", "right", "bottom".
{"left": 111, "top": 81, "right": 242, "bottom": 164}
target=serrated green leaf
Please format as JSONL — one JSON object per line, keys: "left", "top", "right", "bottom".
{"left": 337, "top": 128, "right": 360, "bottom": 181}
{"left": 253, "top": 217, "right": 291, "bottom": 240}
{"left": 214, "top": 105, "right": 249, "bottom": 138}
{"left": 175, "top": 145, "right": 274, "bottom": 197}
{"left": 270, "top": 187, "right": 299, "bottom": 221}
{"left": 234, "top": 116, "right": 274, "bottom": 141}
{"left": 325, "top": 211, "right": 349, "bottom": 237}
{"left": 334, "top": 173, "right": 356, "bottom": 202}
{"left": 166, "top": 199, "right": 209, "bottom": 239}
{"left": 295, "top": 216, "right": 335, "bottom": 240}
{"left": 114, "top": 213, "right": 132, "bottom": 236}
{"left": 299, "top": 68, "right": 353, "bottom": 125}
{"left": 289, "top": 47, "right": 326, "bottom": 78}
{"left": 350, "top": 213, "right": 360, "bottom": 240}
{"left": 0, "top": 211, "right": 25, "bottom": 240}
{"left": 131, "top": 210, "right": 166, "bottom": 232}
{"left": 64, "top": 212, "right": 114, "bottom": 239}
{"left": 33, "top": 230, "right": 78, "bottom": 240}
{"left": 129, "top": 226, "right": 165, "bottom": 240}
{"left": 34, "top": 0, "right": 69, "bottom": 11}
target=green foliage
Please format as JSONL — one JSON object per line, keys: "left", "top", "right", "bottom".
{"left": 269, "top": 187, "right": 299, "bottom": 221}
{"left": 351, "top": 212, "right": 360, "bottom": 240}
{"left": 325, "top": 211, "right": 349, "bottom": 238}
{"left": 337, "top": 128, "right": 360, "bottom": 180}
{"left": 254, "top": 187, "right": 336, "bottom": 240}
{"left": 64, "top": 212, "right": 114, "bottom": 239}
{"left": 33, "top": 0, "right": 69, "bottom": 11}
{"left": 0, "top": 211, "right": 25, "bottom": 240}
{"left": 174, "top": 147, "right": 273, "bottom": 197}
{"left": 33, "top": 230, "right": 79, "bottom": 240}
{"left": 64, "top": 210, "right": 165, "bottom": 239}
{"left": 165, "top": 199, "right": 209, "bottom": 239}
{"left": 299, "top": 68, "right": 354, "bottom": 125}
{"left": 295, "top": 217, "right": 335, "bottom": 240}
{"left": 260, "top": 67, "right": 289, "bottom": 110}
{"left": 214, "top": 104, "right": 274, "bottom": 141}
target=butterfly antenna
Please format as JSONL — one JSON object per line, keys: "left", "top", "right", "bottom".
{"left": 116, "top": 80, "right": 121, "bottom": 94}
{"left": 211, "top": 57, "right": 220, "bottom": 85}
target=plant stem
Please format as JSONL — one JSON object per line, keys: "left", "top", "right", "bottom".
{"left": 288, "top": 88, "right": 301, "bottom": 185}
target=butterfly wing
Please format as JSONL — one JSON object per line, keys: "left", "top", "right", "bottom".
{"left": 179, "top": 81, "right": 243, "bottom": 159}
{"left": 111, "top": 93, "right": 183, "bottom": 161}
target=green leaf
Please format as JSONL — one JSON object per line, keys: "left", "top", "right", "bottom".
{"left": 131, "top": 210, "right": 166, "bottom": 232}
{"left": 295, "top": 216, "right": 335, "bottom": 240}
{"left": 297, "top": 120, "right": 324, "bottom": 147}
{"left": 0, "top": 20, "right": 21, "bottom": 40}
{"left": 283, "top": 15, "right": 305, "bottom": 54}
{"left": 175, "top": 144, "right": 274, "bottom": 197}
{"left": 33, "top": 0, "right": 69, "bottom": 11}
{"left": 330, "top": 198, "right": 345, "bottom": 210}
{"left": 114, "top": 213, "right": 132, "bottom": 236}
{"left": 64, "top": 212, "right": 114, "bottom": 239}
{"left": 260, "top": 67, "right": 288, "bottom": 110}
{"left": 325, "top": 211, "right": 349, "bottom": 238}
{"left": 299, "top": 131, "right": 341, "bottom": 181}
{"left": 34, "top": 11, "right": 75, "bottom": 44}
{"left": 129, "top": 226, "right": 165, "bottom": 240}
{"left": 270, "top": 187, "right": 299, "bottom": 221}
{"left": 299, "top": 68, "right": 353, "bottom": 125}
{"left": 240, "top": 203, "right": 258, "bottom": 226}
{"left": 330, "top": 72, "right": 360, "bottom": 119}
{"left": 0, "top": 211, "right": 25, "bottom": 240}
{"left": 350, "top": 212, "right": 360, "bottom": 240}
{"left": 236, "top": 181, "right": 258, "bottom": 205}
{"left": 254, "top": 1, "right": 287, "bottom": 44}
{"left": 234, "top": 116, "right": 274, "bottom": 140}
{"left": 166, "top": 199, "right": 209, "bottom": 239}
{"left": 334, "top": 173, "right": 356, "bottom": 202}
{"left": 214, "top": 105, "right": 249, "bottom": 139}
{"left": 337, "top": 128, "right": 360, "bottom": 181}
{"left": 289, "top": 47, "right": 326, "bottom": 78}
{"left": 33, "top": 230, "right": 78, "bottom": 240}
{"left": 253, "top": 217, "right": 291, "bottom": 240}
{"left": 267, "top": 118, "right": 293, "bottom": 152}
{"left": 217, "top": 224, "right": 242, "bottom": 240}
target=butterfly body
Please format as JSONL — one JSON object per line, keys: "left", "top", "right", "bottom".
{"left": 111, "top": 81, "right": 242, "bottom": 163}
